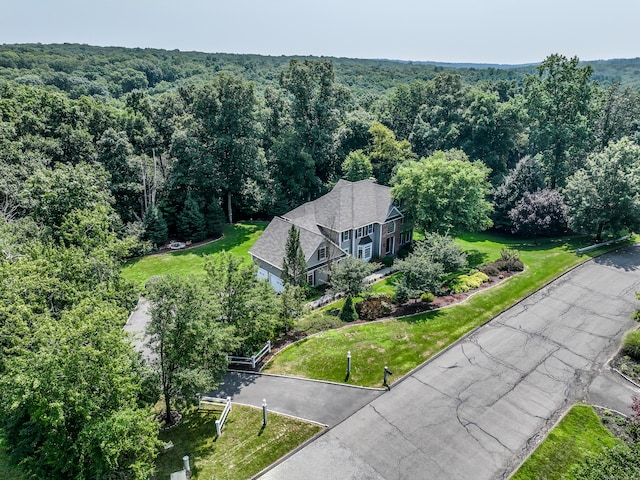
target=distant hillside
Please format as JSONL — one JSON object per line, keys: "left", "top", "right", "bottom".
{"left": 0, "top": 44, "right": 638, "bottom": 101}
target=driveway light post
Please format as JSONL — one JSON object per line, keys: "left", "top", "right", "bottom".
{"left": 262, "top": 399, "right": 268, "bottom": 426}
{"left": 347, "top": 351, "right": 352, "bottom": 377}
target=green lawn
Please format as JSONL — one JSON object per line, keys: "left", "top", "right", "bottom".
{"left": 264, "top": 233, "right": 633, "bottom": 387}
{"left": 122, "top": 222, "right": 267, "bottom": 287}
{"left": 511, "top": 405, "right": 621, "bottom": 480}
{"left": 155, "top": 405, "right": 322, "bottom": 480}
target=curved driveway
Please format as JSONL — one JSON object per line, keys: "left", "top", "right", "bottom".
{"left": 260, "top": 245, "right": 640, "bottom": 479}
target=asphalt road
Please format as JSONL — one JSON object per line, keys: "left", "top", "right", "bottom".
{"left": 211, "top": 372, "right": 383, "bottom": 427}
{"left": 260, "top": 246, "right": 640, "bottom": 480}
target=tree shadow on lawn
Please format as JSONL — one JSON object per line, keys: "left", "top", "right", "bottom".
{"left": 157, "top": 410, "right": 220, "bottom": 477}
{"left": 169, "top": 222, "right": 266, "bottom": 259}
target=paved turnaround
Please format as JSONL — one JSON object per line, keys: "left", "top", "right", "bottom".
{"left": 260, "top": 246, "right": 640, "bottom": 479}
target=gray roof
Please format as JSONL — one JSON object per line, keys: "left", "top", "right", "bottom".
{"left": 249, "top": 216, "right": 342, "bottom": 271}
{"left": 249, "top": 179, "right": 397, "bottom": 270}
{"left": 284, "top": 179, "right": 397, "bottom": 232}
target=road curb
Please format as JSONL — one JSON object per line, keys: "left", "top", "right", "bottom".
{"left": 227, "top": 369, "right": 386, "bottom": 391}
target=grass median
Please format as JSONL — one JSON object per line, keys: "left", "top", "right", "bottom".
{"left": 155, "top": 405, "right": 322, "bottom": 480}
{"left": 263, "top": 233, "right": 633, "bottom": 387}
{"left": 121, "top": 221, "right": 267, "bottom": 287}
{"left": 511, "top": 405, "right": 621, "bottom": 479}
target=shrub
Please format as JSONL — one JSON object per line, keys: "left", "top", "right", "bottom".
{"left": 393, "top": 284, "right": 410, "bottom": 304}
{"left": 449, "top": 272, "right": 489, "bottom": 294}
{"left": 356, "top": 294, "right": 392, "bottom": 320}
{"left": 496, "top": 248, "right": 524, "bottom": 272}
{"left": 381, "top": 256, "right": 394, "bottom": 267}
{"left": 478, "top": 263, "right": 500, "bottom": 277}
{"left": 623, "top": 330, "right": 640, "bottom": 360}
{"left": 420, "top": 292, "right": 435, "bottom": 303}
{"left": 339, "top": 295, "right": 358, "bottom": 322}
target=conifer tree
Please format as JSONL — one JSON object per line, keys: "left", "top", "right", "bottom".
{"left": 205, "top": 198, "right": 226, "bottom": 237}
{"left": 282, "top": 225, "right": 307, "bottom": 287}
{"left": 340, "top": 294, "right": 358, "bottom": 322}
{"left": 143, "top": 205, "right": 168, "bottom": 247}
{"left": 177, "top": 192, "right": 206, "bottom": 241}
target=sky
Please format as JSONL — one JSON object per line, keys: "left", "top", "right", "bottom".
{"left": 2, "top": 0, "right": 640, "bottom": 64}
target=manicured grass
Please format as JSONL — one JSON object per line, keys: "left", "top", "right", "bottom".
{"left": 264, "top": 233, "right": 633, "bottom": 387}
{"left": 511, "top": 405, "right": 621, "bottom": 480}
{"left": 122, "top": 222, "right": 267, "bottom": 287}
{"left": 0, "top": 437, "right": 26, "bottom": 480}
{"left": 155, "top": 405, "right": 322, "bottom": 480}
{"left": 370, "top": 273, "right": 399, "bottom": 296}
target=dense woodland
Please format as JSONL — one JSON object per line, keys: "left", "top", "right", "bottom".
{"left": 2, "top": 43, "right": 640, "bottom": 479}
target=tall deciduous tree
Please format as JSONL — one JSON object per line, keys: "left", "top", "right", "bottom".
{"left": 146, "top": 275, "right": 235, "bottom": 425}
{"left": 206, "top": 252, "right": 282, "bottom": 355}
{"left": 282, "top": 225, "right": 307, "bottom": 287}
{"left": 565, "top": 137, "right": 640, "bottom": 242}
{"left": 341, "top": 149, "right": 373, "bottom": 182}
{"left": 0, "top": 299, "right": 159, "bottom": 479}
{"left": 192, "top": 73, "right": 262, "bottom": 223}
{"left": 368, "top": 121, "right": 416, "bottom": 185}
{"left": 279, "top": 59, "right": 346, "bottom": 189}
{"left": 525, "top": 54, "right": 595, "bottom": 188}
{"left": 392, "top": 150, "right": 493, "bottom": 235}
{"left": 409, "top": 73, "right": 467, "bottom": 158}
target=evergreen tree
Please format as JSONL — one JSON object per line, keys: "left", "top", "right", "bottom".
{"left": 205, "top": 198, "right": 226, "bottom": 237}
{"left": 143, "top": 204, "right": 168, "bottom": 247}
{"left": 177, "top": 192, "right": 206, "bottom": 242}
{"left": 340, "top": 294, "right": 358, "bottom": 322}
{"left": 282, "top": 225, "right": 307, "bottom": 287}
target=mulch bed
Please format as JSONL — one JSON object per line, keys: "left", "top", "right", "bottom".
{"left": 156, "top": 410, "right": 183, "bottom": 430}
{"left": 252, "top": 271, "right": 517, "bottom": 371}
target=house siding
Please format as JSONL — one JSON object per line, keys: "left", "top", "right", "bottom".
{"left": 381, "top": 218, "right": 402, "bottom": 256}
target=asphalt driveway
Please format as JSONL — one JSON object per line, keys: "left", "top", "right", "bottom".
{"left": 260, "top": 245, "right": 640, "bottom": 479}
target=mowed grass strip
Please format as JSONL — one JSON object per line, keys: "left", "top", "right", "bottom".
{"left": 155, "top": 405, "right": 322, "bottom": 480}
{"left": 264, "top": 234, "right": 632, "bottom": 387}
{"left": 511, "top": 405, "right": 621, "bottom": 480}
{"left": 121, "top": 222, "right": 267, "bottom": 287}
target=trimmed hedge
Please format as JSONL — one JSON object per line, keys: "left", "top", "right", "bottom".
{"left": 449, "top": 272, "right": 489, "bottom": 294}
{"left": 623, "top": 330, "right": 640, "bottom": 360}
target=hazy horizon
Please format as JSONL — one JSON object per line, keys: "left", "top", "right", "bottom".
{"left": 3, "top": 0, "right": 639, "bottom": 65}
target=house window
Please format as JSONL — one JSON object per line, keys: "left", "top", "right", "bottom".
{"left": 387, "top": 222, "right": 395, "bottom": 234}
{"left": 357, "top": 244, "right": 372, "bottom": 261}
{"left": 307, "top": 271, "right": 314, "bottom": 285}
{"left": 318, "top": 246, "right": 327, "bottom": 261}
{"left": 341, "top": 231, "right": 351, "bottom": 242}
{"left": 357, "top": 224, "right": 373, "bottom": 238}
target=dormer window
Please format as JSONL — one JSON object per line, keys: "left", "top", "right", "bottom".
{"left": 318, "top": 246, "right": 327, "bottom": 260}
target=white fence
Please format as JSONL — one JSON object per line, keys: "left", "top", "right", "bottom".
{"left": 199, "top": 396, "right": 232, "bottom": 436}
{"left": 227, "top": 341, "right": 271, "bottom": 369}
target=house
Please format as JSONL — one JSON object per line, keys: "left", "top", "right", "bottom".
{"left": 249, "top": 179, "right": 412, "bottom": 291}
